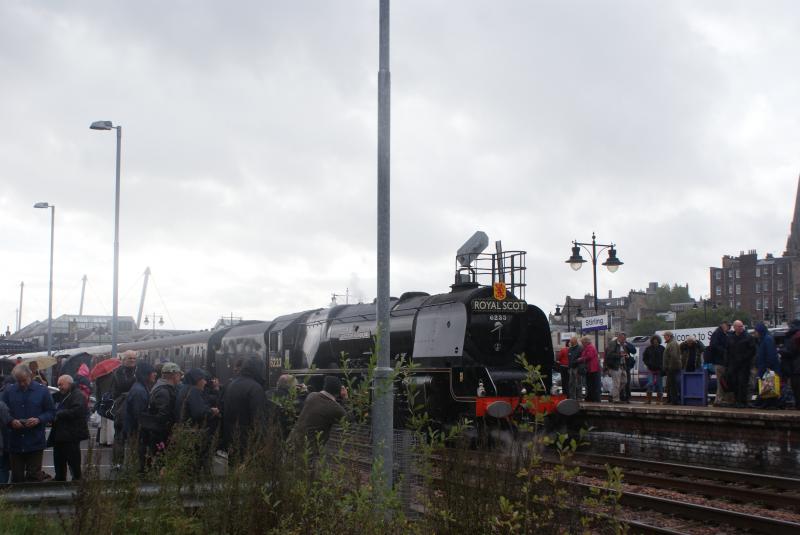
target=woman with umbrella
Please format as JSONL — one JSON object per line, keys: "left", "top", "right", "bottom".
{"left": 91, "top": 358, "right": 121, "bottom": 447}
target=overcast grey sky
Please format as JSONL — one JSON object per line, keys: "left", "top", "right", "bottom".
{"left": 2, "top": 0, "right": 799, "bottom": 331}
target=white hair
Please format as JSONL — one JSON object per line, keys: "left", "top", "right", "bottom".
{"left": 58, "top": 374, "right": 74, "bottom": 385}
{"left": 12, "top": 364, "right": 32, "bottom": 379}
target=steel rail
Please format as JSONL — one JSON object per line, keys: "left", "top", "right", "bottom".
{"left": 614, "top": 487, "right": 800, "bottom": 535}
{"left": 577, "top": 453, "right": 800, "bottom": 491}
{"left": 566, "top": 460, "right": 800, "bottom": 510}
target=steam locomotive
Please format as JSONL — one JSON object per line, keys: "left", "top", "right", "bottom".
{"left": 5, "top": 246, "right": 565, "bottom": 430}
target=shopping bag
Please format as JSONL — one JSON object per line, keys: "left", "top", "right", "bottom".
{"left": 758, "top": 370, "right": 781, "bottom": 399}
{"left": 601, "top": 375, "right": 613, "bottom": 394}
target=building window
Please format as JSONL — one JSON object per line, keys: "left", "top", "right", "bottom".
{"left": 779, "top": 297, "right": 784, "bottom": 309}
{"left": 756, "top": 282, "right": 761, "bottom": 293}
{"left": 778, "top": 264, "right": 784, "bottom": 275}
{"left": 736, "top": 284, "right": 741, "bottom": 295}
{"left": 736, "top": 301, "right": 741, "bottom": 309}
{"left": 764, "top": 265, "right": 770, "bottom": 275}
{"left": 757, "top": 299, "right": 762, "bottom": 310}
{"left": 716, "top": 286, "right": 722, "bottom": 296}
{"left": 764, "top": 280, "right": 769, "bottom": 291}
{"left": 728, "top": 284, "right": 734, "bottom": 295}
{"left": 756, "top": 267, "right": 761, "bottom": 277}
{"left": 729, "top": 299, "right": 734, "bottom": 308}
{"left": 778, "top": 280, "right": 783, "bottom": 291}
{"left": 715, "top": 271, "right": 721, "bottom": 280}
{"left": 728, "top": 269, "right": 734, "bottom": 278}
{"left": 764, "top": 297, "right": 769, "bottom": 309}
{"left": 736, "top": 269, "right": 741, "bottom": 279}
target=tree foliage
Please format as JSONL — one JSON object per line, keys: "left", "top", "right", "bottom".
{"left": 676, "top": 307, "right": 751, "bottom": 329}
{"left": 649, "top": 283, "right": 691, "bottom": 310}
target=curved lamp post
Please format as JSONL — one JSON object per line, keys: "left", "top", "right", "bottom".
{"left": 90, "top": 120, "right": 122, "bottom": 360}
{"left": 33, "top": 202, "right": 55, "bottom": 357}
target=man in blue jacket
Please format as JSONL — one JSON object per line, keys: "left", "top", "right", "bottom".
{"left": 0, "top": 364, "right": 55, "bottom": 482}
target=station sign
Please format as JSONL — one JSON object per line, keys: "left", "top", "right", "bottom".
{"left": 581, "top": 314, "right": 609, "bottom": 332}
{"left": 470, "top": 299, "right": 528, "bottom": 314}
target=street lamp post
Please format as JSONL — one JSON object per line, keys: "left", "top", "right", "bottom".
{"left": 693, "top": 298, "right": 717, "bottom": 324}
{"left": 143, "top": 313, "right": 164, "bottom": 337}
{"left": 33, "top": 202, "right": 55, "bottom": 356}
{"left": 90, "top": 120, "right": 122, "bottom": 360}
{"left": 565, "top": 233, "right": 623, "bottom": 348}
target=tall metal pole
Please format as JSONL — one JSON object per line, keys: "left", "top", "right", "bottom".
{"left": 112, "top": 126, "right": 122, "bottom": 359}
{"left": 18, "top": 281, "right": 23, "bottom": 332}
{"left": 591, "top": 234, "right": 599, "bottom": 349}
{"left": 47, "top": 205, "right": 55, "bottom": 356}
{"left": 137, "top": 267, "right": 151, "bottom": 327}
{"left": 373, "top": 0, "right": 394, "bottom": 492}
{"left": 79, "top": 275, "right": 87, "bottom": 315}
{"left": 566, "top": 296, "right": 571, "bottom": 332}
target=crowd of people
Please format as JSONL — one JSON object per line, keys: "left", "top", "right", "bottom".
{"left": 555, "top": 319, "right": 800, "bottom": 408}
{"left": 0, "top": 350, "right": 350, "bottom": 483}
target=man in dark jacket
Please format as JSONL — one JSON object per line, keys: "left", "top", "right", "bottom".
{"left": 288, "top": 375, "right": 347, "bottom": 454}
{"left": 49, "top": 375, "right": 89, "bottom": 481}
{"left": 706, "top": 321, "right": 731, "bottom": 406}
{"left": 606, "top": 332, "right": 636, "bottom": 403}
{"left": 176, "top": 368, "right": 219, "bottom": 426}
{"left": 0, "top": 400, "right": 11, "bottom": 483}
{"left": 1, "top": 364, "right": 55, "bottom": 482}
{"left": 780, "top": 320, "right": 800, "bottom": 408}
{"left": 140, "top": 362, "right": 181, "bottom": 461}
{"left": 221, "top": 357, "right": 267, "bottom": 460}
{"left": 727, "top": 320, "right": 756, "bottom": 408}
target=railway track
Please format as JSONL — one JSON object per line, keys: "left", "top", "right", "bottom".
{"left": 566, "top": 453, "right": 800, "bottom": 510}
{"left": 4, "top": 440, "right": 799, "bottom": 534}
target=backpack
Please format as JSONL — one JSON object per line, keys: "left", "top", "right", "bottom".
{"left": 94, "top": 392, "right": 115, "bottom": 420}
{"left": 110, "top": 392, "right": 128, "bottom": 421}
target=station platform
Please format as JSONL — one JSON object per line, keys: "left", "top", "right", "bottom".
{"left": 573, "top": 401, "right": 800, "bottom": 476}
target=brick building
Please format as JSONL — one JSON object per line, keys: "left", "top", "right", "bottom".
{"left": 707, "top": 174, "right": 800, "bottom": 325}
{"left": 709, "top": 252, "right": 793, "bottom": 325}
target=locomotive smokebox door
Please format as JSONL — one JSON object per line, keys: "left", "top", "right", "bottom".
{"left": 412, "top": 302, "right": 467, "bottom": 364}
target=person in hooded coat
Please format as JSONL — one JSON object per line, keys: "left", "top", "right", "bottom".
{"left": 221, "top": 357, "right": 267, "bottom": 460}
{"left": 123, "top": 362, "right": 156, "bottom": 472}
{"left": 125, "top": 362, "right": 156, "bottom": 438}
{"left": 176, "top": 368, "right": 220, "bottom": 470}
{"left": 754, "top": 323, "right": 779, "bottom": 377}
{"left": 74, "top": 363, "right": 92, "bottom": 401}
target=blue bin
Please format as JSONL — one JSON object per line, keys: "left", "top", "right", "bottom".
{"left": 680, "top": 371, "right": 707, "bottom": 406}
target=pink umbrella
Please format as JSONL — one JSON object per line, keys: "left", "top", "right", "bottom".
{"left": 90, "top": 358, "right": 121, "bottom": 381}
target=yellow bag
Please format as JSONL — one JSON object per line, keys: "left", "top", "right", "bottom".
{"left": 758, "top": 370, "right": 781, "bottom": 399}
